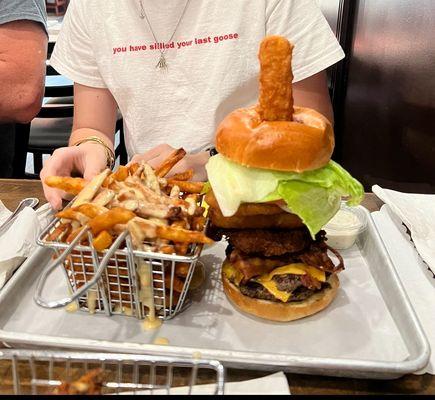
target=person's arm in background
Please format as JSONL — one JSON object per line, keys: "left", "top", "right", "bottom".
{"left": 0, "top": 20, "right": 47, "bottom": 123}
{"left": 40, "top": 83, "right": 117, "bottom": 209}
{"left": 293, "top": 71, "right": 334, "bottom": 124}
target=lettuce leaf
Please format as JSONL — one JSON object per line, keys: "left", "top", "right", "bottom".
{"left": 205, "top": 154, "right": 364, "bottom": 237}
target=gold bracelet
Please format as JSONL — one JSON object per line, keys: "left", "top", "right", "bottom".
{"left": 72, "top": 136, "right": 115, "bottom": 170}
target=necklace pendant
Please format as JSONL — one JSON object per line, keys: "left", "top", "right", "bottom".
{"left": 156, "top": 53, "right": 168, "bottom": 71}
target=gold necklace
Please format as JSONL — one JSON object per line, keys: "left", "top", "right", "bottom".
{"left": 139, "top": 0, "right": 191, "bottom": 71}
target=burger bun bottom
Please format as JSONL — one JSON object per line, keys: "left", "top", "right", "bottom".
{"left": 222, "top": 270, "right": 339, "bottom": 322}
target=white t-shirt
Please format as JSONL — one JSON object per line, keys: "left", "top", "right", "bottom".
{"left": 51, "top": 0, "right": 344, "bottom": 158}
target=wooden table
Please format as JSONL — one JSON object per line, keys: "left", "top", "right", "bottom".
{"left": 0, "top": 179, "right": 433, "bottom": 395}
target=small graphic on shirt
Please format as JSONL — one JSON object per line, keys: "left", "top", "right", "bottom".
{"left": 113, "top": 33, "right": 239, "bottom": 55}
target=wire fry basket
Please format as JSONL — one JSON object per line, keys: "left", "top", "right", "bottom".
{"left": 0, "top": 349, "right": 225, "bottom": 395}
{"left": 35, "top": 211, "right": 206, "bottom": 321}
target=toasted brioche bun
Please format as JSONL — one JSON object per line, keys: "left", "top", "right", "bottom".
{"left": 216, "top": 105, "right": 334, "bottom": 172}
{"left": 222, "top": 270, "right": 339, "bottom": 322}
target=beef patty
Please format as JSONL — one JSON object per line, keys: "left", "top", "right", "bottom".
{"left": 238, "top": 275, "right": 330, "bottom": 303}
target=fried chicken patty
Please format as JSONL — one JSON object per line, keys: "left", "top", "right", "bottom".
{"left": 211, "top": 227, "right": 312, "bottom": 256}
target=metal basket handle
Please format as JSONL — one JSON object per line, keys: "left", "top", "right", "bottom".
{"left": 34, "top": 230, "right": 128, "bottom": 309}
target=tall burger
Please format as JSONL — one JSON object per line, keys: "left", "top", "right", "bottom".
{"left": 205, "top": 36, "right": 364, "bottom": 322}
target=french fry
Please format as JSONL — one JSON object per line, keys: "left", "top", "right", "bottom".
{"left": 142, "top": 163, "right": 160, "bottom": 194}
{"left": 66, "top": 226, "right": 87, "bottom": 244}
{"left": 167, "top": 180, "right": 204, "bottom": 194}
{"left": 118, "top": 199, "right": 139, "bottom": 212}
{"left": 131, "top": 217, "right": 211, "bottom": 244}
{"left": 127, "top": 218, "right": 156, "bottom": 243}
{"left": 47, "top": 223, "right": 72, "bottom": 243}
{"left": 45, "top": 176, "right": 87, "bottom": 195}
{"left": 171, "top": 220, "right": 189, "bottom": 230}
{"left": 133, "top": 165, "right": 144, "bottom": 177}
{"left": 159, "top": 244, "right": 175, "bottom": 254}
{"left": 128, "top": 163, "right": 140, "bottom": 176}
{"left": 71, "top": 220, "right": 81, "bottom": 230}
{"left": 117, "top": 189, "right": 136, "bottom": 202}
{"left": 72, "top": 169, "right": 111, "bottom": 207}
{"left": 112, "top": 224, "right": 127, "bottom": 235}
{"left": 191, "top": 216, "right": 206, "bottom": 231}
{"left": 165, "top": 290, "right": 181, "bottom": 308}
{"left": 108, "top": 180, "right": 122, "bottom": 192}
{"left": 164, "top": 274, "right": 185, "bottom": 293}
{"left": 74, "top": 203, "right": 108, "bottom": 219}
{"left": 174, "top": 242, "right": 189, "bottom": 256}
{"left": 168, "top": 169, "right": 193, "bottom": 182}
{"left": 102, "top": 173, "right": 115, "bottom": 188}
{"left": 92, "top": 230, "right": 113, "bottom": 252}
{"left": 169, "top": 185, "right": 180, "bottom": 198}
{"left": 124, "top": 177, "right": 171, "bottom": 205}
{"left": 88, "top": 207, "right": 136, "bottom": 236}
{"left": 156, "top": 225, "right": 213, "bottom": 244}
{"left": 155, "top": 148, "right": 186, "bottom": 178}
{"left": 56, "top": 209, "right": 90, "bottom": 225}
{"left": 136, "top": 202, "right": 170, "bottom": 219}
{"left": 185, "top": 195, "right": 198, "bottom": 216}
{"left": 175, "top": 262, "right": 190, "bottom": 278}
{"left": 92, "top": 189, "right": 115, "bottom": 207}
{"left": 113, "top": 165, "right": 129, "bottom": 182}
{"left": 148, "top": 217, "right": 168, "bottom": 226}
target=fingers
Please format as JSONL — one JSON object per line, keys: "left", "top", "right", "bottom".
{"left": 128, "top": 144, "right": 175, "bottom": 166}
{"left": 40, "top": 148, "right": 76, "bottom": 210}
{"left": 83, "top": 162, "right": 106, "bottom": 181}
{"left": 40, "top": 145, "right": 107, "bottom": 210}
{"left": 83, "top": 143, "right": 111, "bottom": 181}
{"left": 43, "top": 186, "right": 64, "bottom": 211}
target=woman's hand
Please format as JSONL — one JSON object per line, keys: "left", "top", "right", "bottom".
{"left": 129, "top": 144, "right": 209, "bottom": 181}
{"left": 40, "top": 143, "right": 107, "bottom": 210}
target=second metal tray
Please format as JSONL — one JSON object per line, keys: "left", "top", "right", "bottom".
{"left": 0, "top": 207, "right": 430, "bottom": 379}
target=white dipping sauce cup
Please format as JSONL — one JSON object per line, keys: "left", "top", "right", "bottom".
{"left": 323, "top": 204, "right": 367, "bottom": 250}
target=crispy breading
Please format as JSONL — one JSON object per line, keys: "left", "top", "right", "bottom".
{"left": 258, "top": 35, "right": 294, "bottom": 121}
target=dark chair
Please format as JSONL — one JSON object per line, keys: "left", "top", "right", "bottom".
{"left": 45, "top": 0, "right": 68, "bottom": 16}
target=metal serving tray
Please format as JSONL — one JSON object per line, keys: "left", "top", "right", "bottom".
{"left": 0, "top": 207, "right": 430, "bottom": 379}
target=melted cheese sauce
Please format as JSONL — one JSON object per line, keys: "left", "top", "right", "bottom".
{"left": 87, "top": 291, "right": 98, "bottom": 314}
{"left": 65, "top": 301, "right": 79, "bottom": 313}
{"left": 137, "top": 259, "right": 162, "bottom": 331}
{"left": 113, "top": 305, "right": 133, "bottom": 316}
{"left": 153, "top": 337, "right": 170, "bottom": 346}
{"left": 192, "top": 352, "right": 202, "bottom": 360}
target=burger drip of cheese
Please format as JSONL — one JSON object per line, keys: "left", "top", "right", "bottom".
{"left": 137, "top": 259, "right": 162, "bottom": 330}
{"left": 205, "top": 36, "right": 364, "bottom": 322}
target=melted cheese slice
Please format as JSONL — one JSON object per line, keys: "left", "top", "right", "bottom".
{"left": 223, "top": 261, "right": 326, "bottom": 303}
{"left": 259, "top": 280, "right": 292, "bottom": 303}
{"left": 256, "top": 263, "right": 326, "bottom": 303}
{"left": 222, "top": 261, "right": 244, "bottom": 286}
{"left": 257, "top": 264, "right": 326, "bottom": 284}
